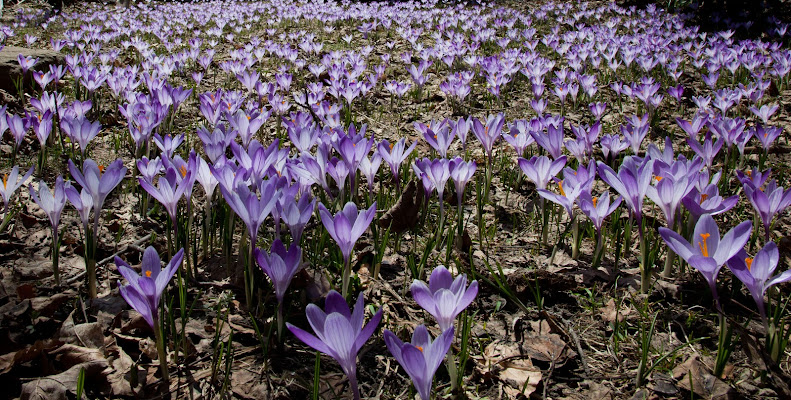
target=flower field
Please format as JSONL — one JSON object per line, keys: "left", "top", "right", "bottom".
{"left": 0, "top": 0, "right": 790, "bottom": 398}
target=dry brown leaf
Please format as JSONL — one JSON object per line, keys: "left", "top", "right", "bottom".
{"left": 0, "top": 339, "right": 61, "bottom": 375}
{"left": 51, "top": 344, "right": 105, "bottom": 369}
{"left": 672, "top": 356, "right": 736, "bottom": 400}
{"left": 378, "top": 179, "right": 422, "bottom": 234}
{"left": 20, "top": 360, "right": 109, "bottom": 400}
{"left": 601, "top": 298, "right": 633, "bottom": 323}
{"left": 481, "top": 340, "right": 542, "bottom": 398}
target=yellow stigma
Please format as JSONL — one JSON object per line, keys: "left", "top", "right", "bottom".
{"left": 389, "top": 143, "right": 394, "bottom": 150}
{"left": 145, "top": 270, "right": 152, "bottom": 277}
{"left": 246, "top": 115, "right": 251, "bottom": 120}
{"left": 416, "top": 346, "right": 423, "bottom": 352}
{"left": 698, "top": 233, "right": 711, "bottom": 257}
{"left": 98, "top": 165, "right": 105, "bottom": 173}
{"left": 180, "top": 166, "right": 187, "bottom": 178}
{"left": 745, "top": 257, "right": 753, "bottom": 271}
{"left": 746, "top": 170, "right": 752, "bottom": 177}
{"left": 2, "top": 174, "right": 7, "bottom": 189}
{"left": 558, "top": 180, "right": 565, "bottom": 196}
{"left": 655, "top": 176, "right": 663, "bottom": 182}
{"left": 592, "top": 196, "right": 598, "bottom": 207}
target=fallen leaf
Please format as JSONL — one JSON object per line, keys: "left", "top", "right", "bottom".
{"left": 378, "top": 180, "right": 422, "bottom": 234}
{"left": 479, "top": 340, "right": 542, "bottom": 398}
{"left": 20, "top": 359, "right": 109, "bottom": 400}
{"left": 601, "top": 298, "right": 633, "bottom": 323}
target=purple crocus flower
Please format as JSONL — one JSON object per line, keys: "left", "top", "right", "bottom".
{"left": 687, "top": 132, "right": 723, "bottom": 171}
{"left": 318, "top": 201, "right": 376, "bottom": 296}
{"left": 411, "top": 265, "right": 478, "bottom": 332}
{"left": 139, "top": 168, "right": 192, "bottom": 227}
{"left": 383, "top": 326, "right": 455, "bottom": 400}
{"left": 68, "top": 159, "right": 127, "bottom": 226}
{"left": 659, "top": 214, "right": 752, "bottom": 305}
{"left": 752, "top": 125, "right": 783, "bottom": 152}
{"left": 646, "top": 175, "right": 694, "bottom": 227}
{"left": 116, "top": 246, "right": 184, "bottom": 329}
{"left": 1, "top": 165, "right": 34, "bottom": 219}
{"left": 578, "top": 191, "right": 622, "bottom": 234}
{"left": 471, "top": 114, "right": 504, "bottom": 163}
{"left": 743, "top": 179, "right": 791, "bottom": 240}
{"left": 378, "top": 138, "right": 417, "bottom": 191}
{"left": 286, "top": 290, "right": 383, "bottom": 400}
{"left": 281, "top": 194, "right": 315, "bottom": 243}
{"left": 597, "top": 157, "right": 654, "bottom": 228}
{"left": 517, "top": 155, "right": 567, "bottom": 190}
{"left": 416, "top": 119, "right": 454, "bottom": 157}
{"left": 727, "top": 242, "right": 791, "bottom": 323}
{"left": 254, "top": 239, "right": 301, "bottom": 305}
{"left": 217, "top": 179, "right": 279, "bottom": 243}
{"left": 682, "top": 183, "right": 739, "bottom": 218}
{"left": 7, "top": 113, "right": 28, "bottom": 153}
{"left": 530, "top": 119, "right": 564, "bottom": 159}
{"left": 29, "top": 176, "right": 67, "bottom": 283}
{"left": 449, "top": 157, "right": 477, "bottom": 207}
{"left": 61, "top": 116, "right": 101, "bottom": 158}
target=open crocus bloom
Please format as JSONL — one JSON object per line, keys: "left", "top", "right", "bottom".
{"left": 659, "top": 214, "right": 751, "bottom": 304}
{"left": 287, "top": 291, "right": 382, "bottom": 400}
{"left": 727, "top": 242, "right": 791, "bottom": 322}
{"left": 384, "top": 325, "right": 454, "bottom": 400}
{"left": 116, "top": 247, "right": 184, "bottom": 329}
{"left": 411, "top": 265, "right": 478, "bottom": 332}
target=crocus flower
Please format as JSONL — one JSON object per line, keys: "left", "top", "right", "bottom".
{"left": 659, "top": 214, "right": 752, "bottom": 305}
{"left": 416, "top": 119, "right": 454, "bottom": 157}
{"left": 254, "top": 239, "right": 301, "bottom": 305}
{"left": 578, "top": 191, "right": 622, "bottom": 234}
{"left": 727, "top": 242, "right": 791, "bottom": 323}
{"left": 646, "top": 175, "right": 694, "bottom": 227}
{"left": 384, "top": 326, "right": 455, "bottom": 400}
{"left": 61, "top": 116, "right": 101, "bottom": 158}
{"left": 743, "top": 179, "right": 791, "bottom": 240}
{"left": 449, "top": 157, "right": 477, "bottom": 207}
{"left": 682, "top": 184, "right": 738, "bottom": 218}
{"left": 29, "top": 176, "right": 67, "bottom": 283}
{"left": 116, "top": 246, "right": 184, "bottom": 329}
{"left": 1, "top": 165, "right": 34, "bottom": 218}
{"left": 530, "top": 119, "right": 564, "bottom": 159}
{"left": 752, "top": 125, "right": 783, "bottom": 152}
{"left": 378, "top": 138, "right": 417, "bottom": 191}
{"left": 139, "top": 168, "right": 192, "bottom": 227}
{"left": 471, "top": 114, "right": 504, "bottom": 163}
{"left": 218, "top": 179, "right": 279, "bottom": 243}
{"left": 517, "top": 155, "right": 567, "bottom": 190}
{"left": 7, "top": 113, "right": 28, "bottom": 153}
{"left": 67, "top": 159, "right": 127, "bottom": 228}
{"left": 597, "top": 157, "right": 654, "bottom": 228}
{"left": 281, "top": 194, "right": 315, "bottom": 243}
{"left": 319, "top": 201, "right": 376, "bottom": 296}
{"left": 411, "top": 265, "right": 478, "bottom": 332}
{"left": 287, "top": 290, "right": 383, "bottom": 400}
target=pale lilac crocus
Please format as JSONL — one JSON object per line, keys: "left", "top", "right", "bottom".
{"left": 384, "top": 326, "right": 455, "bottom": 400}
{"left": 318, "top": 201, "right": 377, "bottom": 297}
{"left": 29, "top": 176, "right": 67, "bottom": 283}
{"left": 286, "top": 290, "right": 383, "bottom": 400}
{"left": 659, "top": 214, "right": 752, "bottom": 307}
{"left": 411, "top": 265, "right": 478, "bottom": 332}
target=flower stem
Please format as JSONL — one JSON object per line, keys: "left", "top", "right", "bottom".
{"left": 154, "top": 317, "right": 170, "bottom": 384}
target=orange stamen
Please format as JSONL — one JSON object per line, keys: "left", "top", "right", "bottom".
{"left": 145, "top": 270, "right": 152, "bottom": 277}
{"left": 655, "top": 176, "right": 663, "bottom": 182}
{"left": 699, "top": 193, "right": 708, "bottom": 204}
{"left": 698, "top": 233, "right": 711, "bottom": 257}
{"left": 592, "top": 196, "right": 598, "bottom": 207}
{"left": 558, "top": 180, "right": 565, "bottom": 196}
{"left": 416, "top": 346, "right": 423, "bottom": 352}
{"left": 180, "top": 166, "right": 187, "bottom": 178}
{"left": 98, "top": 165, "right": 105, "bottom": 173}
{"left": 745, "top": 257, "right": 753, "bottom": 271}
